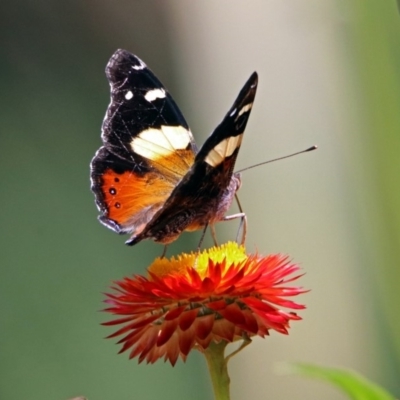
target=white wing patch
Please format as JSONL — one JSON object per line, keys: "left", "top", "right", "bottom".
{"left": 235, "top": 103, "right": 253, "bottom": 121}
{"left": 205, "top": 134, "right": 243, "bottom": 167}
{"left": 144, "top": 88, "right": 166, "bottom": 102}
{"left": 132, "top": 59, "right": 146, "bottom": 70}
{"left": 130, "top": 126, "right": 191, "bottom": 160}
{"left": 125, "top": 91, "right": 134, "bottom": 100}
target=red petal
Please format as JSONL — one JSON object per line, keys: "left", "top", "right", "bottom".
{"left": 208, "top": 262, "right": 222, "bottom": 286}
{"left": 165, "top": 305, "right": 186, "bottom": 321}
{"left": 241, "top": 310, "right": 259, "bottom": 334}
{"left": 178, "top": 326, "right": 196, "bottom": 355}
{"left": 207, "top": 299, "right": 228, "bottom": 311}
{"left": 117, "top": 329, "right": 142, "bottom": 353}
{"left": 136, "top": 330, "right": 159, "bottom": 362}
{"left": 195, "top": 315, "right": 214, "bottom": 340}
{"left": 218, "top": 303, "right": 246, "bottom": 325}
{"left": 179, "top": 308, "right": 198, "bottom": 331}
{"left": 102, "top": 316, "right": 134, "bottom": 326}
{"left": 242, "top": 297, "right": 276, "bottom": 314}
{"left": 107, "top": 315, "right": 158, "bottom": 339}
{"left": 212, "top": 319, "right": 235, "bottom": 342}
{"left": 196, "top": 334, "right": 213, "bottom": 350}
{"left": 187, "top": 268, "right": 202, "bottom": 287}
{"left": 162, "top": 334, "right": 180, "bottom": 366}
{"left": 201, "top": 277, "right": 215, "bottom": 292}
{"left": 106, "top": 314, "right": 159, "bottom": 339}
{"left": 118, "top": 329, "right": 145, "bottom": 353}
{"left": 157, "top": 320, "right": 178, "bottom": 346}
{"left": 130, "top": 329, "right": 158, "bottom": 360}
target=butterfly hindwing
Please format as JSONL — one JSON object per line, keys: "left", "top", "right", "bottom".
{"left": 91, "top": 49, "right": 197, "bottom": 236}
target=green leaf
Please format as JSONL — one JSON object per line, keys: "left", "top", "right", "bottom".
{"left": 289, "top": 363, "right": 395, "bottom": 400}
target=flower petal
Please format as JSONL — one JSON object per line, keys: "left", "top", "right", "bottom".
{"left": 194, "top": 314, "right": 214, "bottom": 340}
{"left": 218, "top": 303, "right": 246, "bottom": 325}
{"left": 179, "top": 309, "right": 198, "bottom": 331}
{"left": 103, "top": 242, "right": 306, "bottom": 364}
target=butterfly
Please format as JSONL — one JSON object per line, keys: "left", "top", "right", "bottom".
{"left": 90, "top": 49, "right": 257, "bottom": 247}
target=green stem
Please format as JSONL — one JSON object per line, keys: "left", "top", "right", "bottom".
{"left": 203, "top": 341, "right": 230, "bottom": 400}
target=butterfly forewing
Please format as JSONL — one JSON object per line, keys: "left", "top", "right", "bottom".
{"left": 102, "top": 49, "right": 197, "bottom": 163}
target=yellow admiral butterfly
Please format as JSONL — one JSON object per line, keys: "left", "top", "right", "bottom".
{"left": 90, "top": 49, "right": 257, "bottom": 246}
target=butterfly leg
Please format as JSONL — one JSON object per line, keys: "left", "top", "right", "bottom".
{"left": 160, "top": 245, "right": 168, "bottom": 258}
{"left": 196, "top": 223, "right": 209, "bottom": 252}
{"left": 210, "top": 224, "right": 219, "bottom": 246}
{"left": 222, "top": 212, "right": 247, "bottom": 245}
{"left": 234, "top": 193, "right": 247, "bottom": 245}
{"left": 193, "top": 224, "right": 209, "bottom": 269}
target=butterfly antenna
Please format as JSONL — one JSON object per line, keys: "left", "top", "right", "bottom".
{"left": 235, "top": 145, "right": 317, "bottom": 173}
{"left": 210, "top": 225, "right": 219, "bottom": 246}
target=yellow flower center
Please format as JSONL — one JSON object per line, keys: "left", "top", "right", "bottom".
{"left": 148, "top": 242, "right": 248, "bottom": 278}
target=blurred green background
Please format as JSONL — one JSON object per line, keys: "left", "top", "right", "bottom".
{"left": 1, "top": 1, "right": 399, "bottom": 399}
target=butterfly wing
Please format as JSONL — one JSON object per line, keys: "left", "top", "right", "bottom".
{"left": 91, "top": 49, "right": 197, "bottom": 236}
{"left": 126, "top": 72, "right": 258, "bottom": 245}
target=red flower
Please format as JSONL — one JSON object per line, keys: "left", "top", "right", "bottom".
{"left": 103, "top": 242, "right": 306, "bottom": 365}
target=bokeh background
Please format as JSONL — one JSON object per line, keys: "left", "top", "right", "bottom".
{"left": 1, "top": 1, "right": 400, "bottom": 399}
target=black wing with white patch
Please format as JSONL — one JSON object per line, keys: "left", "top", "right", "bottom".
{"left": 101, "top": 49, "right": 198, "bottom": 161}
{"left": 195, "top": 71, "right": 258, "bottom": 169}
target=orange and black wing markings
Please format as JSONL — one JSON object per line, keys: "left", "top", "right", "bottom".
{"left": 90, "top": 49, "right": 196, "bottom": 238}
{"left": 91, "top": 49, "right": 257, "bottom": 246}
{"left": 91, "top": 147, "right": 179, "bottom": 236}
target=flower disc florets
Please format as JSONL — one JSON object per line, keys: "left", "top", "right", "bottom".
{"left": 103, "top": 242, "right": 306, "bottom": 365}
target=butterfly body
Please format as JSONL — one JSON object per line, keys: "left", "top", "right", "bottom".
{"left": 90, "top": 49, "right": 257, "bottom": 246}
